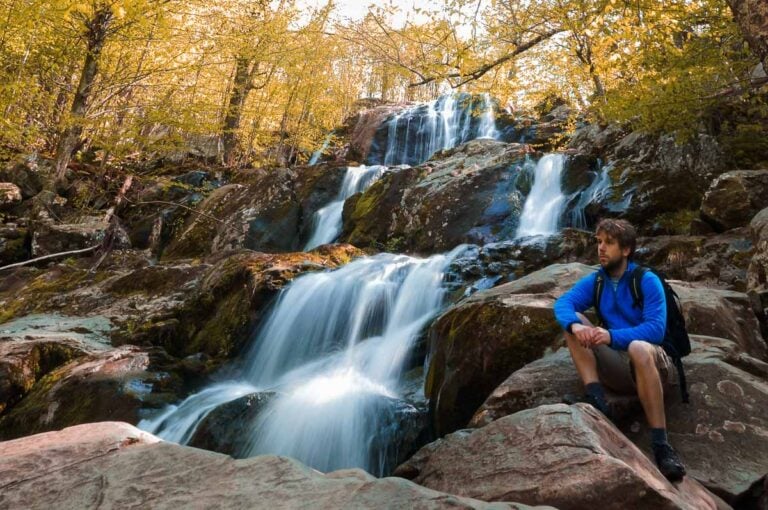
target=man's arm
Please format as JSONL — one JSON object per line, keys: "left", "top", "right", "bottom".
{"left": 607, "top": 272, "right": 667, "bottom": 350}
{"left": 554, "top": 273, "right": 597, "bottom": 333}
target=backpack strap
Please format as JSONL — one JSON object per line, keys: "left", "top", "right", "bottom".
{"left": 674, "top": 356, "right": 690, "bottom": 403}
{"left": 593, "top": 273, "right": 605, "bottom": 326}
{"left": 630, "top": 265, "right": 648, "bottom": 309}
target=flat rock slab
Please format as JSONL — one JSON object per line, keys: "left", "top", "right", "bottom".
{"left": 396, "top": 404, "right": 728, "bottom": 510}
{"left": 0, "top": 422, "right": 549, "bottom": 510}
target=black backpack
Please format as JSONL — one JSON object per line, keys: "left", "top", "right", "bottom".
{"left": 593, "top": 266, "right": 691, "bottom": 403}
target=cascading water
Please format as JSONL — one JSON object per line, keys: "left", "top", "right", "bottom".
{"left": 515, "top": 154, "right": 567, "bottom": 238}
{"left": 308, "top": 133, "right": 332, "bottom": 166}
{"left": 371, "top": 93, "right": 499, "bottom": 166}
{"left": 568, "top": 162, "right": 612, "bottom": 230}
{"left": 304, "top": 165, "right": 389, "bottom": 250}
{"left": 139, "top": 247, "right": 465, "bottom": 475}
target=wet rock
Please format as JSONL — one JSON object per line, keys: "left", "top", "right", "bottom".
{"left": 0, "top": 421, "right": 541, "bottom": 510}
{"left": 346, "top": 103, "right": 409, "bottom": 162}
{"left": 0, "top": 346, "right": 183, "bottom": 440}
{"left": 701, "top": 170, "right": 768, "bottom": 232}
{"left": 342, "top": 140, "right": 532, "bottom": 254}
{"left": 396, "top": 404, "right": 725, "bottom": 509}
{"left": 188, "top": 391, "right": 276, "bottom": 456}
{"left": 0, "top": 182, "right": 22, "bottom": 210}
{"left": 425, "top": 263, "right": 594, "bottom": 436}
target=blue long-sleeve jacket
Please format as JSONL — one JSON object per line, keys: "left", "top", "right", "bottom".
{"left": 553, "top": 262, "right": 667, "bottom": 350}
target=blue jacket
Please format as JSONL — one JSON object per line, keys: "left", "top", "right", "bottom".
{"left": 553, "top": 262, "right": 667, "bottom": 350}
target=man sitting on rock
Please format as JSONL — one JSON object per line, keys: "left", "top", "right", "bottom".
{"left": 553, "top": 218, "right": 686, "bottom": 482}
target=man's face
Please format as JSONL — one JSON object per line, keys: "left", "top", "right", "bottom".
{"left": 596, "top": 230, "right": 630, "bottom": 272}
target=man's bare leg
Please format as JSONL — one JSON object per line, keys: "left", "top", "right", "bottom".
{"left": 627, "top": 340, "right": 665, "bottom": 429}
{"left": 564, "top": 313, "right": 599, "bottom": 385}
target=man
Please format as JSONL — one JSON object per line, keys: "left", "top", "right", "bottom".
{"left": 553, "top": 218, "right": 686, "bottom": 482}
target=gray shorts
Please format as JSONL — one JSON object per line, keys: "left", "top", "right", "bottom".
{"left": 594, "top": 343, "right": 677, "bottom": 394}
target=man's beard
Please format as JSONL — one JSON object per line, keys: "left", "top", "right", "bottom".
{"left": 601, "top": 255, "right": 625, "bottom": 273}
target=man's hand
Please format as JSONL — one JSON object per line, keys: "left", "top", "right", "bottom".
{"left": 590, "top": 327, "right": 611, "bottom": 346}
{"left": 571, "top": 323, "right": 597, "bottom": 348}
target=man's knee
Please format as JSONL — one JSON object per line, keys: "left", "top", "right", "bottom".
{"left": 628, "top": 341, "right": 656, "bottom": 369}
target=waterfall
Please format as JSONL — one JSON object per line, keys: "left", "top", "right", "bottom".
{"left": 370, "top": 93, "right": 499, "bottom": 166}
{"left": 308, "top": 134, "right": 332, "bottom": 166}
{"left": 568, "top": 162, "right": 612, "bottom": 230}
{"left": 515, "top": 154, "right": 567, "bottom": 238}
{"left": 304, "top": 165, "right": 388, "bottom": 250}
{"left": 139, "top": 247, "right": 466, "bottom": 475}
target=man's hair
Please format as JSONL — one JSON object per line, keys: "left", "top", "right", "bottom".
{"left": 595, "top": 218, "right": 637, "bottom": 258}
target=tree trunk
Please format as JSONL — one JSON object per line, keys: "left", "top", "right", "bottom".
{"left": 221, "top": 57, "right": 254, "bottom": 166}
{"left": 54, "top": 5, "right": 113, "bottom": 181}
{"left": 726, "top": 0, "right": 768, "bottom": 69}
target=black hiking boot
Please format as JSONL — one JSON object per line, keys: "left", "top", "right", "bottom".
{"left": 562, "top": 393, "right": 614, "bottom": 422}
{"left": 652, "top": 442, "right": 686, "bottom": 482}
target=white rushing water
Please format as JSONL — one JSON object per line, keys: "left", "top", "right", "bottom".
{"left": 380, "top": 93, "right": 498, "bottom": 166}
{"left": 303, "top": 165, "right": 389, "bottom": 250}
{"left": 308, "top": 133, "right": 332, "bottom": 166}
{"left": 515, "top": 154, "right": 567, "bottom": 238}
{"left": 140, "top": 247, "right": 465, "bottom": 475}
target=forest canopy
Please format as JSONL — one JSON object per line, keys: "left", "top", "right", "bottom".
{"left": 0, "top": 0, "right": 765, "bottom": 170}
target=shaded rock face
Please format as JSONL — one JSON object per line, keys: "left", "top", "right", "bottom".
{"left": 635, "top": 230, "right": 754, "bottom": 291}
{"left": 344, "top": 103, "right": 410, "bottom": 162}
{"left": 396, "top": 404, "right": 724, "bottom": 510}
{"left": 0, "top": 162, "right": 43, "bottom": 201}
{"left": 748, "top": 207, "right": 768, "bottom": 332}
{"left": 566, "top": 125, "right": 729, "bottom": 231}
{"left": 30, "top": 218, "right": 112, "bottom": 256}
{"left": 0, "top": 422, "right": 541, "bottom": 510}
{"left": 425, "top": 263, "right": 595, "bottom": 436}
{"left": 468, "top": 334, "right": 768, "bottom": 506}
{"left": 0, "top": 224, "right": 29, "bottom": 266}
{"left": 0, "top": 335, "right": 94, "bottom": 415}
{"left": 700, "top": 170, "right": 768, "bottom": 232}
{"left": 163, "top": 164, "right": 347, "bottom": 258}
{"left": 342, "top": 140, "right": 532, "bottom": 254}
{"left": 0, "top": 346, "right": 184, "bottom": 440}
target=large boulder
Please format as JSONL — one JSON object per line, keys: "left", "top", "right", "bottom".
{"left": 425, "top": 263, "right": 594, "bottom": 436}
{"left": 395, "top": 404, "right": 726, "bottom": 509}
{"left": 342, "top": 140, "right": 532, "bottom": 253}
{"left": 468, "top": 335, "right": 768, "bottom": 506}
{"left": 0, "top": 421, "right": 545, "bottom": 509}
{"left": 701, "top": 170, "right": 768, "bottom": 232}
{"left": 673, "top": 282, "right": 767, "bottom": 360}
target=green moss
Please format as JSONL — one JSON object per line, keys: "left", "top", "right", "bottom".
{"left": 189, "top": 289, "right": 251, "bottom": 358}
{"left": 651, "top": 209, "right": 698, "bottom": 235}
